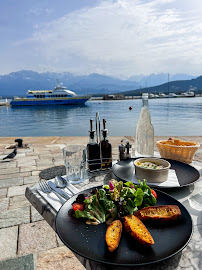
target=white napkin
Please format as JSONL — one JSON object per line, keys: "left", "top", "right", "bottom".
{"left": 133, "top": 169, "right": 180, "bottom": 187}
{"left": 38, "top": 179, "right": 79, "bottom": 211}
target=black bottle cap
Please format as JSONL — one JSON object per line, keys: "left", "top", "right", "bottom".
{"left": 89, "top": 131, "right": 95, "bottom": 139}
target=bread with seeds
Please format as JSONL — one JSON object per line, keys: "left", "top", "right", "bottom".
{"left": 123, "top": 215, "right": 154, "bottom": 246}
{"left": 105, "top": 220, "right": 122, "bottom": 252}
{"left": 135, "top": 205, "right": 181, "bottom": 221}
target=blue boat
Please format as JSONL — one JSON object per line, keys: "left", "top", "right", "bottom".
{"left": 10, "top": 81, "right": 90, "bottom": 106}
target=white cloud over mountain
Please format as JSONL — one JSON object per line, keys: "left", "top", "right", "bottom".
{"left": 4, "top": 0, "right": 202, "bottom": 76}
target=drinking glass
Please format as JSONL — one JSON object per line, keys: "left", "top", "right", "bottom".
{"left": 63, "top": 145, "right": 86, "bottom": 184}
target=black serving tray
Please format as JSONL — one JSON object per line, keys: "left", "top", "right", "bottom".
{"left": 112, "top": 158, "right": 200, "bottom": 188}
{"left": 56, "top": 187, "right": 193, "bottom": 267}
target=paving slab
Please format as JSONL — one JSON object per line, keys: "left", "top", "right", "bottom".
{"left": 0, "top": 197, "right": 9, "bottom": 212}
{"left": 0, "top": 171, "right": 31, "bottom": 180}
{"left": 44, "top": 146, "right": 61, "bottom": 151}
{"left": 0, "top": 161, "right": 17, "bottom": 168}
{"left": 36, "top": 160, "right": 54, "bottom": 167}
{"left": 0, "top": 226, "right": 18, "bottom": 260}
{"left": 18, "top": 220, "right": 57, "bottom": 256}
{"left": 38, "top": 156, "right": 54, "bottom": 161}
{"left": 9, "top": 195, "right": 31, "bottom": 210}
{"left": 17, "top": 156, "right": 39, "bottom": 162}
{"left": 16, "top": 148, "right": 33, "bottom": 153}
{"left": 24, "top": 175, "right": 39, "bottom": 185}
{"left": 20, "top": 166, "right": 37, "bottom": 172}
{"left": 7, "top": 184, "right": 30, "bottom": 197}
{"left": 31, "top": 206, "right": 44, "bottom": 222}
{"left": 34, "top": 151, "right": 52, "bottom": 155}
{"left": 37, "top": 165, "right": 54, "bottom": 171}
{"left": 0, "top": 167, "right": 20, "bottom": 175}
{"left": 37, "top": 246, "right": 85, "bottom": 270}
{"left": 14, "top": 153, "right": 26, "bottom": 158}
{"left": 50, "top": 149, "right": 64, "bottom": 154}
{"left": 0, "top": 254, "right": 34, "bottom": 270}
{"left": 0, "top": 187, "right": 7, "bottom": 198}
{"left": 32, "top": 170, "right": 40, "bottom": 176}
{"left": 53, "top": 157, "right": 64, "bottom": 162}
{"left": 45, "top": 144, "right": 66, "bottom": 149}
{"left": 0, "top": 206, "right": 30, "bottom": 228}
{"left": 27, "top": 151, "right": 46, "bottom": 156}
{"left": 54, "top": 161, "right": 64, "bottom": 166}
{"left": 0, "top": 178, "right": 23, "bottom": 189}
{"left": 17, "top": 160, "right": 36, "bottom": 167}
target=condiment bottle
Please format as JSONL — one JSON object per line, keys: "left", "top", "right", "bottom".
{"left": 101, "top": 119, "right": 112, "bottom": 169}
{"left": 87, "top": 119, "right": 101, "bottom": 171}
{"left": 135, "top": 93, "right": 154, "bottom": 157}
{"left": 119, "top": 143, "right": 126, "bottom": 161}
{"left": 125, "top": 140, "right": 132, "bottom": 159}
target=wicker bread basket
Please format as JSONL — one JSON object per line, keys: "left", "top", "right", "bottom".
{"left": 156, "top": 139, "right": 200, "bottom": 164}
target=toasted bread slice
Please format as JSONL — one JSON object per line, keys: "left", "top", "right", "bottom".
{"left": 123, "top": 215, "right": 154, "bottom": 246}
{"left": 105, "top": 220, "right": 122, "bottom": 252}
{"left": 135, "top": 205, "right": 181, "bottom": 221}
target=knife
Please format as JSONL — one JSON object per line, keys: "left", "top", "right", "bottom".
{"left": 48, "top": 181, "right": 70, "bottom": 200}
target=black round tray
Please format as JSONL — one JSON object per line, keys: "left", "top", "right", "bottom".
{"left": 56, "top": 187, "right": 193, "bottom": 267}
{"left": 112, "top": 158, "right": 200, "bottom": 188}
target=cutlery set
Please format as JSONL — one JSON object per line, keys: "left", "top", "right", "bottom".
{"left": 39, "top": 176, "right": 78, "bottom": 204}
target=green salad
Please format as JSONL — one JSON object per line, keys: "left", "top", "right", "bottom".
{"left": 72, "top": 179, "right": 157, "bottom": 225}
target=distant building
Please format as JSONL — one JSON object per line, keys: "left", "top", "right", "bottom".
{"left": 103, "top": 94, "right": 125, "bottom": 100}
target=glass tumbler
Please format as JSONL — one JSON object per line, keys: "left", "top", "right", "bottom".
{"left": 63, "top": 145, "right": 86, "bottom": 184}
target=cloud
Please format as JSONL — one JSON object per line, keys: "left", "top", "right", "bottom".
{"left": 15, "top": 0, "right": 202, "bottom": 76}
{"left": 28, "top": 7, "right": 53, "bottom": 17}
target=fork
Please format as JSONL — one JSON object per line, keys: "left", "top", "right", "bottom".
{"left": 39, "top": 179, "right": 66, "bottom": 204}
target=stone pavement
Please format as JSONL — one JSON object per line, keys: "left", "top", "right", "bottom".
{"left": 0, "top": 136, "right": 202, "bottom": 270}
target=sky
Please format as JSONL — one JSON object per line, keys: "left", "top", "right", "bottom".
{"left": 1, "top": 0, "right": 202, "bottom": 78}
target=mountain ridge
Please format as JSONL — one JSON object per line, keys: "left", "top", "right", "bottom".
{"left": 0, "top": 70, "right": 200, "bottom": 97}
{"left": 118, "top": 76, "right": 202, "bottom": 96}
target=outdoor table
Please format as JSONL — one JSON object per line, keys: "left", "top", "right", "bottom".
{"left": 26, "top": 161, "right": 202, "bottom": 270}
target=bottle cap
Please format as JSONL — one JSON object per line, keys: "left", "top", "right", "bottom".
{"left": 119, "top": 144, "right": 125, "bottom": 151}
{"left": 89, "top": 130, "right": 95, "bottom": 139}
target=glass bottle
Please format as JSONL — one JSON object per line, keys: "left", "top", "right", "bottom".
{"left": 87, "top": 119, "right": 101, "bottom": 171}
{"left": 135, "top": 93, "right": 154, "bottom": 157}
{"left": 101, "top": 119, "right": 112, "bottom": 169}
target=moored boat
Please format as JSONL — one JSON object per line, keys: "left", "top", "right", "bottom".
{"left": 180, "top": 91, "right": 195, "bottom": 97}
{"left": 168, "top": 93, "right": 178, "bottom": 98}
{"left": 10, "top": 82, "right": 90, "bottom": 106}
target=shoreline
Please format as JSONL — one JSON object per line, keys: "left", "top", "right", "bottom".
{"left": 1, "top": 95, "right": 202, "bottom": 105}
{"left": 0, "top": 135, "right": 201, "bottom": 162}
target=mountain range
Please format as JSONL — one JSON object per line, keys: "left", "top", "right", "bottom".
{"left": 119, "top": 76, "right": 202, "bottom": 96}
{"left": 0, "top": 70, "right": 200, "bottom": 97}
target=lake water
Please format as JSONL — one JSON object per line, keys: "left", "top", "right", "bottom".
{"left": 0, "top": 97, "right": 202, "bottom": 137}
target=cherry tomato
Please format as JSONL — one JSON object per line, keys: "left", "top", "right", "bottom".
{"left": 151, "top": 189, "right": 157, "bottom": 199}
{"left": 72, "top": 203, "right": 84, "bottom": 211}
